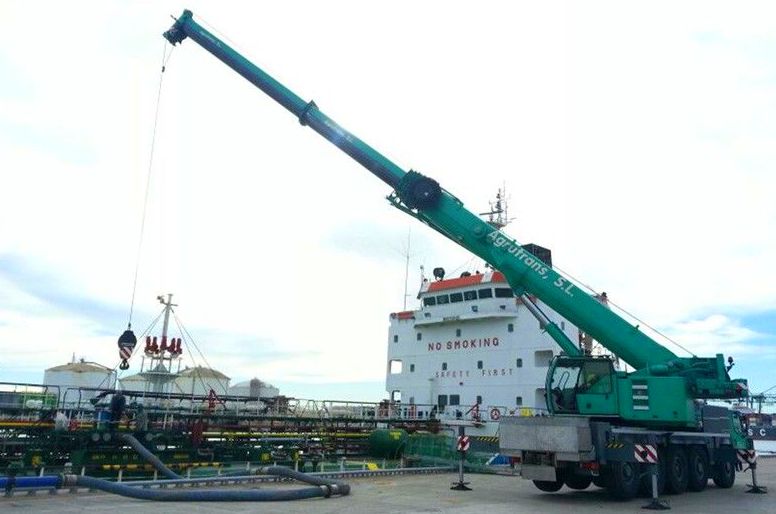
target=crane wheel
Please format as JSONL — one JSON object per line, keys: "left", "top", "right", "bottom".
{"left": 533, "top": 479, "right": 564, "bottom": 492}
{"left": 564, "top": 474, "right": 592, "bottom": 490}
{"left": 686, "top": 446, "right": 709, "bottom": 492}
{"left": 665, "top": 445, "right": 689, "bottom": 494}
{"left": 606, "top": 461, "right": 640, "bottom": 500}
{"left": 712, "top": 460, "right": 736, "bottom": 489}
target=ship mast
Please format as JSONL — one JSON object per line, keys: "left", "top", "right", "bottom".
{"left": 158, "top": 293, "right": 177, "bottom": 340}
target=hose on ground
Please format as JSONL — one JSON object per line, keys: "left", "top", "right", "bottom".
{"left": 116, "top": 432, "right": 180, "bottom": 479}
{"left": 67, "top": 474, "right": 338, "bottom": 501}
{"left": 7, "top": 432, "right": 351, "bottom": 501}
{"left": 261, "top": 466, "right": 351, "bottom": 496}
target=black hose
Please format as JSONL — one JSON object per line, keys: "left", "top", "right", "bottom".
{"left": 116, "top": 433, "right": 180, "bottom": 479}
{"left": 261, "top": 466, "right": 351, "bottom": 496}
{"left": 70, "top": 475, "right": 332, "bottom": 501}
{"left": 108, "top": 432, "right": 350, "bottom": 500}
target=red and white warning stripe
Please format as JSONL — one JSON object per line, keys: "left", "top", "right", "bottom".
{"left": 457, "top": 435, "right": 471, "bottom": 452}
{"left": 119, "top": 347, "right": 132, "bottom": 360}
{"left": 737, "top": 450, "right": 757, "bottom": 465}
{"left": 634, "top": 444, "right": 658, "bottom": 463}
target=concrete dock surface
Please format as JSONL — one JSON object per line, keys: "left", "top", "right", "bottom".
{"left": 3, "top": 459, "right": 775, "bottom": 513}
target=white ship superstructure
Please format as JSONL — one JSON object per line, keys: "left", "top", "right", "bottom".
{"left": 386, "top": 250, "right": 579, "bottom": 423}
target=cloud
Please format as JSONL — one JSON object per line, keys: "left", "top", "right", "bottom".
{"left": 658, "top": 314, "right": 773, "bottom": 358}
{"left": 2, "top": 1, "right": 776, "bottom": 397}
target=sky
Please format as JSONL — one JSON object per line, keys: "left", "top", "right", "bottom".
{"left": 0, "top": 1, "right": 775, "bottom": 404}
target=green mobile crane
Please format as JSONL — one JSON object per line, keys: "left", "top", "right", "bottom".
{"left": 162, "top": 10, "right": 754, "bottom": 501}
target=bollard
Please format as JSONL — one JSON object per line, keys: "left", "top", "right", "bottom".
{"left": 642, "top": 463, "right": 669, "bottom": 510}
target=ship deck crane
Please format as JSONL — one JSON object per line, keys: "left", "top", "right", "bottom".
{"left": 161, "top": 10, "right": 754, "bottom": 501}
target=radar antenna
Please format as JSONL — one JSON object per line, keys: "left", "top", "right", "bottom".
{"left": 479, "top": 184, "right": 515, "bottom": 229}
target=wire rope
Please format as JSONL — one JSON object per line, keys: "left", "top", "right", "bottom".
{"left": 125, "top": 43, "right": 175, "bottom": 329}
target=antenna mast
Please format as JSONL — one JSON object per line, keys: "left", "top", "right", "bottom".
{"left": 479, "top": 184, "right": 514, "bottom": 230}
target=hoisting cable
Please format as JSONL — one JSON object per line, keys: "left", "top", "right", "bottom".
{"left": 118, "top": 42, "right": 175, "bottom": 371}
{"left": 549, "top": 262, "right": 698, "bottom": 358}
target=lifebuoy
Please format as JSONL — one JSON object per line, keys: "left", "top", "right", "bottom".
{"left": 490, "top": 408, "right": 501, "bottom": 421}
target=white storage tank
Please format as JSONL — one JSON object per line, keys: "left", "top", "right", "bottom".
{"left": 118, "top": 372, "right": 148, "bottom": 393}
{"left": 43, "top": 359, "right": 116, "bottom": 408}
{"left": 174, "top": 366, "right": 230, "bottom": 397}
{"left": 228, "top": 377, "right": 280, "bottom": 398}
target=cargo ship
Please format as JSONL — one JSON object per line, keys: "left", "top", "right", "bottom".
{"left": 385, "top": 246, "right": 583, "bottom": 435}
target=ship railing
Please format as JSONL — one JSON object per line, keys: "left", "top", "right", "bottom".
{"left": 0, "top": 382, "right": 61, "bottom": 421}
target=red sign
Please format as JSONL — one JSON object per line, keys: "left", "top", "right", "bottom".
{"left": 427, "top": 337, "right": 500, "bottom": 352}
{"left": 457, "top": 436, "right": 470, "bottom": 452}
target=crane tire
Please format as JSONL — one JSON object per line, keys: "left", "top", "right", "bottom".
{"left": 606, "top": 461, "right": 640, "bottom": 500}
{"left": 564, "top": 474, "right": 592, "bottom": 490}
{"left": 665, "top": 445, "right": 689, "bottom": 494}
{"left": 686, "top": 446, "right": 709, "bottom": 492}
{"left": 533, "top": 479, "right": 563, "bottom": 492}
{"left": 712, "top": 460, "right": 736, "bottom": 489}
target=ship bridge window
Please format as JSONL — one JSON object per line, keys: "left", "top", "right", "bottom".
{"left": 464, "top": 290, "right": 477, "bottom": 301}
{"left": 423, "top": 297, "right": 436, "bottom": 307}
{"left": 450, "top": 394, "right": 460, "bottom": 406}
{"left": 436, "top": 294, "right": 450, "bottom": 305}
{"left": 393, "top": 335, "right": 398, "bottom": 343}
{"left": 438, "top": 395, "right": 448, "bottom": 408}
{"left": 495, "top": 287, "right": 514, "bottom": 298}
{"left": 416, "top": 332, "right": 422, "bottom": 341}
{"left": 389, "top": 359, "right": 403, "bottom": 374}
{"left": 450, "top": 292, "right": 463, "bottom": 303}
{"left": 477, "top": 288, "right": 493, "bottom": 299}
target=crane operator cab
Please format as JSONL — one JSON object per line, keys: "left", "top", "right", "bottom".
{"left": 546, "top": 356, "right": 619, "bottom": 416}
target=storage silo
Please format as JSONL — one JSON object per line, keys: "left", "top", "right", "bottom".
{"left": 118, "top": 372, "right": 148, "bottom": 393}
{"left": 174, "top": 366, "right": 230, "bottom": 397}
{"left": 228, "top": 377, "right": 280, "bottom": 398}
{"left": 43, "top": 359, "right": 116, "bottom": 408}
